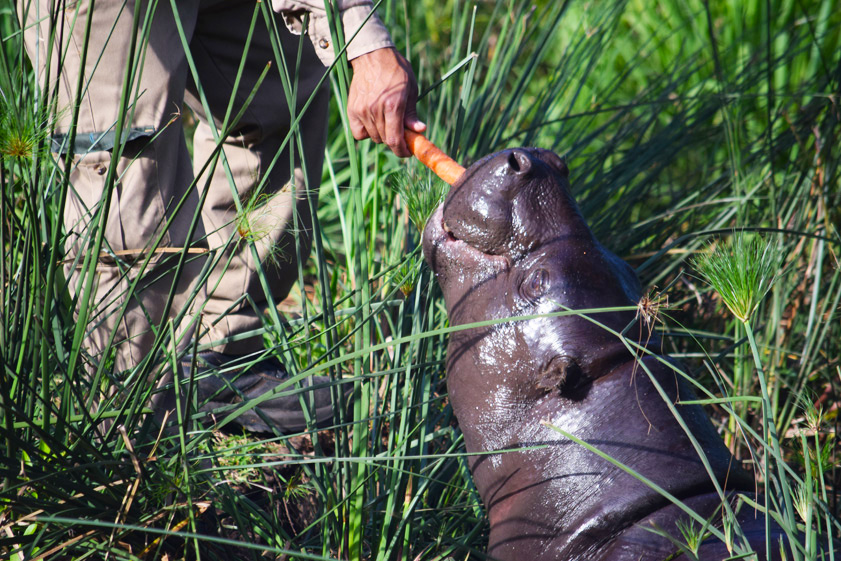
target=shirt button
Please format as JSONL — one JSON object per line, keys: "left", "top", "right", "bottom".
{"left": 318, "top": 38, "right": 329, "bottom": 49}
{"left": 95, "top": 164, "right": 107, "bottom": 175}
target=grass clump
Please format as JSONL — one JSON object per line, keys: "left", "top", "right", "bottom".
{"left": 692, "top": 232, "right": 785, "bottom": 323}
{"left": 390, "top": 169, "right": 448, "bottom": 234}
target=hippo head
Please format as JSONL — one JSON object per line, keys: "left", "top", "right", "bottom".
{"left": 423, "top": 148, "right": 645, "bottom": 437}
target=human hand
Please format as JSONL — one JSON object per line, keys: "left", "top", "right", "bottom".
{"left": 348, "top": 47, "right": 426, "bottom": 157}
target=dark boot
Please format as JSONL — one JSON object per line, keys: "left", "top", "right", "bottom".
{"left": 181, "top": 352, "right": 345, "bottom": 434}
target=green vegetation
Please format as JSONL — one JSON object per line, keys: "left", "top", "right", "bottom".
{"left": 1, "top": 0, "right": 839, "bottom": 559}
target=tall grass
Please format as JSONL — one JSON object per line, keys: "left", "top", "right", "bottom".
{"left": 1, "top": 0, "right": 839, "bottom": 559}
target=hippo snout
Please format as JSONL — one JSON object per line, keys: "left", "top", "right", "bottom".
{"left": 433, "top": 146, "right": 584, "bottom": 262}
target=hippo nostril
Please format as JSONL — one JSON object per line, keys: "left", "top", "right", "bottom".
{"left": 507, "top": 152, "right": 521, "bottom": 172}
{"left": 507, "top": 150, "right": 532, "bottom": 175}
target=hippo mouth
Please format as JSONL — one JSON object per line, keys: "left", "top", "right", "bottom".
{"left": 426, "top": 205, "right": 511, "bottom": 273}
{"left": 442, "top": 220, "right": 459, "bottom": 242}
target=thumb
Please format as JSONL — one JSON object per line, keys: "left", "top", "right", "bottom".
{"left": 404, "top": 107, "right": 426, "bottom": 133}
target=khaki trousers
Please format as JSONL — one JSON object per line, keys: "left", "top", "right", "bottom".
{"left": 23, "top": 0, "right": 328, "bottom": 371}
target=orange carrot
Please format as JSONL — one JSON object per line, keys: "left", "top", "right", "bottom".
{"left": 405, "top": 129, "right": 466, "bottom": 185}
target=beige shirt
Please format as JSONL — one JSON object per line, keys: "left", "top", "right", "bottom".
{"left": 272, "top": 0, "right": 394, "bottom": 66}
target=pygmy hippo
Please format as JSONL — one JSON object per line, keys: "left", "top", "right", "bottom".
{"left": 422, "top": 148, "right": 788, "bottom": 560}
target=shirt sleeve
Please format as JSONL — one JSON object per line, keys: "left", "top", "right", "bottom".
{"left": 271, "top": 1, "right": 394, "bottom": 66}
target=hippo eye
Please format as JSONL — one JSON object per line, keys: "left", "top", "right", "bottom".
{"left": 522, "top": 268, "right": 550, "bottom": 300}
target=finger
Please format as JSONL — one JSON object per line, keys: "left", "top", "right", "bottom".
{"left": 384, "top": 95, "right": 409, "bottom": 157}
{"left": 401, "top": 70, "right": 425, "bottom": 133}
{"left": 369, "top": 97, "right": 388, "bottom": 147}
{"left": 348, "top": 113, "right": 370, "bottom": 141}
{"left": 356, "top": 104, "right": 382, "bottom": 144}
{"left": 366, "top": 114, "right": 383, "bottom": 144}
{"left": 358, "top": 98, "right": 383, "bottom": 144}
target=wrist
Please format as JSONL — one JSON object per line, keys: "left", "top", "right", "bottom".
{"left": 350, "top": 46, "right": 397, "bottom": 70}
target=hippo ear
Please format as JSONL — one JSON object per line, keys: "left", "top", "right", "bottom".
{"left": 601, "top": 245, "right": 642, "bottom": 302}
{"left": 536, "top": 356, "right": 580, "bottom": 393}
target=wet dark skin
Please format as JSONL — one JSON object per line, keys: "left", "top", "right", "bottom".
{"left": 422, "top": 148, "right": 788, "bottom": 560}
